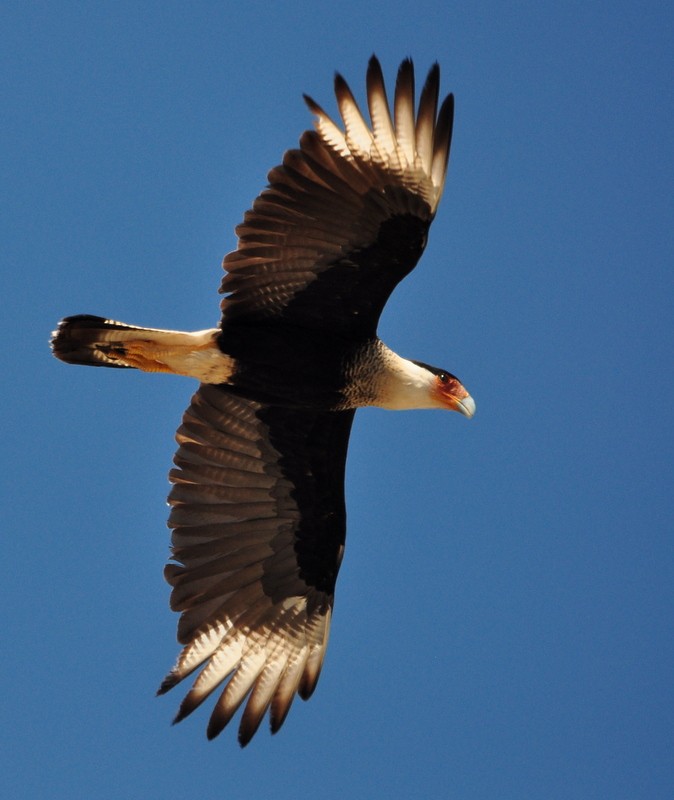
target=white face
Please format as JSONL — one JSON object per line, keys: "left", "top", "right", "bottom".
{"left": 378, "top": 355, "right": 474, "bottom": 415}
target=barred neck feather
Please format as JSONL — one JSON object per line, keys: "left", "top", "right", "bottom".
{"left": 342, "top": 340, "right": 440, "bottom": 410}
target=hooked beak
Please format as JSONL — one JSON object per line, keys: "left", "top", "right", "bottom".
{"left": 437, "top": 374, "right": 476, "bottom": 418}
{"left": 455, "top": 394, "right": 476, "bottom": 418}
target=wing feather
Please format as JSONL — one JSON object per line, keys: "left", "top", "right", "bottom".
{"left": 334, "top": 72, "right": 375, "bottom": 156}
{"left": 416, "top": 62, "right": 440, "bottom": 177}
{"left": 220, "top": 56, "right": 454, "bottom": 337}
{"left": 432, "top": 93, "right": 455, "bottom": 200}
{"left": 394, "top": 58, "right": 417, "bottom": 166}
{"left": 158, "top": 384, "right": 354, "bottom": 744}
{"left": 366, "top": 56, "right": 397, "bottom": 160}
{"left": 238, "top": 650, "right": 289, "bottom": 746}
{"left": 269, "top": 641, "right": 310, "bottom": 732}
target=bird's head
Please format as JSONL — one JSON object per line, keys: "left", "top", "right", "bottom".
{"left": 377, "top": 352, "right": 475, "bottom": 415}
{"left": 412, "top": 360, "right": 476, "bottom": 417}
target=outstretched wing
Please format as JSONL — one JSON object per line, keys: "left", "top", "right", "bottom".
{"left": 220, "top": 56, "right": 454, "bottom": 339}
{"left": 158, "top": 384, "right": 355, "bottom": 745}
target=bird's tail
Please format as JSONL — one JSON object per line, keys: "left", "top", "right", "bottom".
{"left": 51, "top": 315, "right": 233, "bottom": 383}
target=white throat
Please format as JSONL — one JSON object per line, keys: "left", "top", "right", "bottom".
{"left": 373, "top": 346, "right": 441, "bottom": 410}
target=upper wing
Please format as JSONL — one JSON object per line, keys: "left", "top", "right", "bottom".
{"left": 158, "top": 384, "right": 355, "bottom": 745}
{"left": 219, "top": 56, "right": 454, "bottom": 339}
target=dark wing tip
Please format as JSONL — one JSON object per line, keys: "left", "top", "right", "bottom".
{"left": 206, "top": 723, "right": 221, "bottom": 741}
{"left": 269, "top": 708, "right": 290, "bottom": 736}
{"left": 302, "top": 92, "right": 321, "bottom": 114}
{"left": 171, "top": 690, "right": 202, "bottom": 727}
{"left": 237, "top": 719, "right": 260, "bottom": 748}
{"left": 441, "top": 92, "right": 455, "bottom": 136}
{"left": 298, "top": 663, "right": 323, "bottom": 701}
{"left": 156, "top": 672, "right": 180, "bottom": 697}
{"left": 425, "top": 61, "right": 440, "bottom": 87}
{"left": 417, "top": 62, "right": 440, "bottom": 132}
{"left": 366, "top": 54, "right": 386, "bottom": 96}
{"left": 394, "top": 57, "right": 416, "bottom": 114}
{"left": 333, "top": 70, "right": 352, "bottom": 104}
{"left": 206, "top": 706, "right": 233, "bottom": 741}
{"left": 433, "top": 91, "right": 455, "bottom": 171}
{"left": 397, "top": 56, "right": 415, "bottom": 82}
{"left": 367, "top": 53, "right": 382, "bottom": 72}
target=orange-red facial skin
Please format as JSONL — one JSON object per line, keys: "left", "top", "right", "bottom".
{"left": 434, "top": 373, "right": 471, "bottom": 412}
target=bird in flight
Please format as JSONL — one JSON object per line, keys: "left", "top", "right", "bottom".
{"left": 52, "top": 56, "right": 475, "bottom": 746}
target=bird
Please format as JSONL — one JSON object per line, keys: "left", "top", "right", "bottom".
{"left": 51, "top": 55, "right": 475, "bottom": 746}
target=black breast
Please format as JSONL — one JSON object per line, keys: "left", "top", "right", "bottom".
{"left": 217, "top": 321, "right": 368, "bottom": 409}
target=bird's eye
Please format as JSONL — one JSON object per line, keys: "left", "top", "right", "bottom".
{"left": 438, "top": 372, "right": 449, "bottom": 383}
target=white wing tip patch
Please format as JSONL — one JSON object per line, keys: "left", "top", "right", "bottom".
{"left": 159, "top": 596, "right": 332, "bottom": 745}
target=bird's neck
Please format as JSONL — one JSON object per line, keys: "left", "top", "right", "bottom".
{"left": 343, "top": 340, "right": 438, "bottom": 411}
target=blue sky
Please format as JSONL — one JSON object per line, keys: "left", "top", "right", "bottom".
{"left": 3, "top": 2, "right": 672, "bottom": 798}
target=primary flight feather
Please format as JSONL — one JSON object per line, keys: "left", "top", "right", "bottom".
{"left": 51, "top": 56, "right": 475, "bottom": 746}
